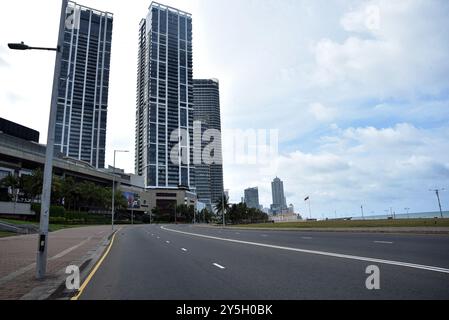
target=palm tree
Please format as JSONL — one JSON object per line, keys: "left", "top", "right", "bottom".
{"left": 214, "top": 193, "right": 230, "bottom": 223}
{"left": 20, "top": 169, "right": 43, "bottom": 203}
{"left": 0, "top": 174, "right": 19, "bottom": 202}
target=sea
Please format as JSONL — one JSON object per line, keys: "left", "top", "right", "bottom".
{"left": 351, "top": 211, "right": 449, "bottom": 220}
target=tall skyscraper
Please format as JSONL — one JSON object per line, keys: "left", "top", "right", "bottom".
{"left": 244, "top": 187, "right": 260, "bottom": 209}
{"left": 55, "top": 2, "right": 113, "bottom": 168}
{"left": 193, "top": 79, "right": 223, "bottom": 206}
{"left": 136, "top": 2, "right": 194, "bottom": 189}
{"left": 271, "top": 177, "right": 287, "bottom": 214}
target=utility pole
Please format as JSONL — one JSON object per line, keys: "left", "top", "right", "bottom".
{"left": 33, "top": 0, "right": 68, "bottom": 279}
{"left": 404, "top": 207, "right": 410, "bottom": 219}
{"left": 390, "top": 207, "right": 395, "bottom": 219}
{"left": 430, "top": 189, "right": 445, "bottom": 218}
{"left": 361, "top": 205, "right": 365, "bottom": 220}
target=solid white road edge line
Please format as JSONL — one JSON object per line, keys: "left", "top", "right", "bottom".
{"left": 160, "top": 226, "right": 449, "bottom": 274}
{"left": 374, "top": 241, "right": 394, "bottom": 244}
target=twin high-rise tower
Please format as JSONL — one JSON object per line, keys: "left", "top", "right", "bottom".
{"left": 52, "top": 1, "right": 223, "bottom": 204}
{"left": 136, "top": 2, "right": 224, "bottom": 203}
{"left": 193, "top": 79, "right": 224, "bottom": 206}
{"left": 55, "top": 2, "right": 113, "bottom": 169}
{"left": 136, "top": 2, "right": 194, "bottom": 189}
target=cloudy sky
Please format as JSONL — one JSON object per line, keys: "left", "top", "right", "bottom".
{"left": 1, "top": 0, "right": 448, "bottom": 218}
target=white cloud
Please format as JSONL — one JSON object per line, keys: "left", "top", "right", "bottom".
{"left": 311, "top": 0, "right": 449, "bottom": 99}
{"left": 1, "top": 1, "right": 448, "bottom": 216}
{"left": 308, "top": 102, "right": 337, "bottom": 122}
{"left": 341, "top": 3, "right": 381, "bottom": 33}
{"left": 227, "top": 123, "right": 449, "bottom": 217}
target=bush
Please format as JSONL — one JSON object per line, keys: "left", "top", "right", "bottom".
{"left": 64, "top": 211, "right": 88, "bottom": 220}
{"left": 32, "top": 206, "right": 110, "bottom": 225}
{"left": 49, "top": 216, "right": 67, "bottom": 224}
{"left": 32, "top": 204, "right": 66, "bottom": 219}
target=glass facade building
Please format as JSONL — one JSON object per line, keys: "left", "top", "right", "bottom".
{"left": 244, "top": 187, "right": 260, "bottom": 209}
{"left": 136, "top": 2, "right": 194, "bottom": 189}
{"left": 55, "top": 2, "right": 113, "bottom": 169}
{"left": 271, "top": 177, "right": 287, "bottom": 214}
{"left": 193, "top": 79, "right": 223, "bottom": 206}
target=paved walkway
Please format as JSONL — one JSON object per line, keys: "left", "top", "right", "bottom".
{"left": 0, "top": 225, "right": 113, "bottom": 300}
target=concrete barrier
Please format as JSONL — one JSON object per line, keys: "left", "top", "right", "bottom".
{"left": 0, "top": 201, "right": 33, "bottom": 216}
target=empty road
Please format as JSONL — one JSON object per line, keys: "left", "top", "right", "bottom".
{"left": 79, "top": 224, "right": 449, "bottom": 300}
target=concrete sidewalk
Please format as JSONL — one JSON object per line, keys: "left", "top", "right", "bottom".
{"left": 0, "top": 225, "right": 114, "bottom": 300}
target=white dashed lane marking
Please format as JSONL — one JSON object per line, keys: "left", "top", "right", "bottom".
{"left": 161, "top": 226, "right": 449, "bottom": 275}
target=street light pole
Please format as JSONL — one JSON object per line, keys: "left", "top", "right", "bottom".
{"left": 112, "top": 150, "right": 128, "bottom": 231}
{"left": 222, "top": 191, "right": 225, "bottom": 227}
{"left": 193, "top": 199, "right": 196, "bottom": 224}
{"left": 19, "top": 0, "right": 69, "bottom": 280}
{"left": 174, "top": 202, "right": 177, "bottom": 224}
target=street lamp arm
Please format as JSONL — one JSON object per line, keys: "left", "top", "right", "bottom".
{"left": 8, "top": 42, "right": 59, "bottom": 52}
{"left": 29, "top": 46, "right": 59, "bottom": 52}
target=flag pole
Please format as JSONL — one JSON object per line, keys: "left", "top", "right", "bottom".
{"left": 305, "top": 196, "right": 312, "bottom": 219}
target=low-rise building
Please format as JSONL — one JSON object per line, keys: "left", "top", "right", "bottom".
{"left": 0, "top": 119, "right": 197, "bottom": 217}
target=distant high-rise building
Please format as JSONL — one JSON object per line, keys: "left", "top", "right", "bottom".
{"left": 288, "top": 203, "right": 295, "bottom": 214}
{"left": 244, "top": 187, "right": 260, "bottom": 209}
{"left": 136, "top": 2, "right": 194, "bottom": 189}
{"left": 193, "top": 79, "right": 223, "bottom": 205}
{"left": 271, "top": 177, "right": 287, "bottom": 214}
{"left": 55, "top": 2, "right": 113, "bottom": 168}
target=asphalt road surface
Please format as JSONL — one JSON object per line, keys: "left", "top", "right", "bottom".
{"left": 79, "top": 225, "right": 449, "bottom": 300}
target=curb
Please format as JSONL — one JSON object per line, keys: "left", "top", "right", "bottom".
{"left": 20, "top": 229, "right": 118, "bottom": 300}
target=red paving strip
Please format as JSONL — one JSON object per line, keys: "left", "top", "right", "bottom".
{"left": 0, "top": 225, "right": 113, "bottom": 300}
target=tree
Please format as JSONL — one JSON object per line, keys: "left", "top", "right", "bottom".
{"left": 214, "top": 193, "right": 230, "bottom": 224}
{"left": 198, "top": 208, "right": 213, "bottom": 223}
{"left": 20, "top": 170, "right": 43, "bottom": 202}
{"left": 19, "top": 169, "right": 62, "bottom": 205}
{"left": 61, "top": 176, "right": 78, "bottom": 210}
{"left": 151, "top": 206, "right": 172, "bottom": 223}
{"left": 175, "top": 204, "right": 195, "bottom": 223}
{"left": 51, "top": 175, "right": 63, "bottom": 205}
{"left": 114, "top": 189, "right": 127, "bottom": 211}
{"left": 0, "top": 174, "right": 19, "bottom": 202}
{"left": 226, "top": 202, "right": 268, "bottom": 225}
